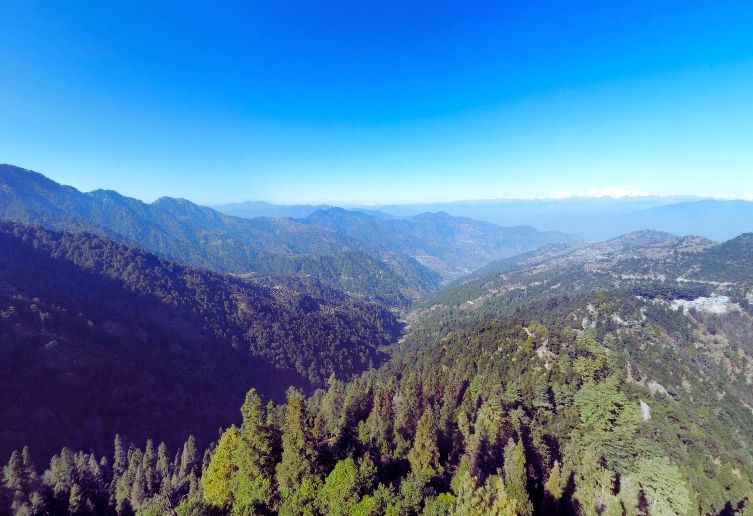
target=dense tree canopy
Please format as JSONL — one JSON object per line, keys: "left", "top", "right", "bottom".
{"left": 0, "top": 222, "right": 402, "bottom": 462}
{"left": 5, "top": 319, "right": 750, "bottom": 514}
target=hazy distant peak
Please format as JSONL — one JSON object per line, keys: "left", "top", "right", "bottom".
{"left": 606, "top": 229, "right": 677, "bottom": 246}
{"left": 1, "top": 163, "right": 67, "bottom": 189}
{"left": 541, "top": 187, "right": 658, "bottom": 200}
{"left": 88, "top": 188, "right": 128, "bottom": 200}
{"left": 717, "top": 232, "right": 753, "bottom": 250}
{"left": 674, "top": 235, "right": 717, "bottom": 246}
{"left": 310, "top": 206, "right": 351, "bottom": 216}
{"left": 152, "top": 196, "right": 200, "bottom": 208}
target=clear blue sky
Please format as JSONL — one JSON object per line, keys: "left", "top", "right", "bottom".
{"left": 1, "top": 1, "right": 752, "bottom": 204}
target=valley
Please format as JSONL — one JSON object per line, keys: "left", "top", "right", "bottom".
{"left": 3, "top": 4, "right": 751, "bottom": 513}
{"left": 1, "top": 166, "right": 752, "bottom": 515}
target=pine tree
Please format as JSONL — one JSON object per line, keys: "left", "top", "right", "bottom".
{"left": 68, "top": 482, "right": 85, "bottom": 514}
{"left": 142, "top": 439, "right": 156, "bottom": 494}
{"left": 20, "top": 448, "right": 37, "bottom": 488}
{"left": 113, "top": 434, "right": 126, "bottom": 480}
{"left": 276, "top": 388, "right": 318, "bottom": 501}
{"left": 317, "top": 457, "right": 361, "bottom": 515}
{"left": 137, "top": 494, "right": 172, "bottom": 515}
{"left": 407, "top": 406, "right": 442, "bottom": 479}
{"left": 573, "top": 447, "right": 616, "bottom": 515}
{"left": 488, "top": 475, "right": 521, "bottom": 516}
{"left": 4, "top": 450, "right": 31, "bottom": 514}
{"left": 115, "top": 447, "right": 142, "bottom": 516}
{"left": 233, "top": 388, "right": 277, "bottom": 511}
{"left": 130, "top": 464, "right": 147, "bottom": 511}
{"left": 202, "top": 426, "right": 239, "bottom": 507}
{"left": 421, "top": 492, "right": 456, "bottom": 515}
{"left": 317, "top": 374, "right": 346, "bottom": 441}
{"left": 47, "top": 447, "right": 76, "bottom": 511}
{"left": 156, "top": 442, "right": 170, "bottom": 495}
{"left": 180, "top": 435, "right": 198, "bottom": 479}
{"left": 84, "top": 453, "right": 106, "bottom": 512}
{"left": 542, "top": 460, "right": 563, "bottom": 513}
{"left": 173, "top": 435, "right": 199, "bottom": 501}
{"left": 278, "top": 475, "right": 321, "bottom": 516}
{"left": 636, "top": 456, "right": 693, "bottom": 515}
{"left": 503, "top": 438, "right": 532, "bottom": 515}
{"left": 452, "top": 466, "right": 490, "bottom": 515}
{"left": 394, "top": 373, "right": 422, "bottom": 456}
{"left": 360, "top": 382, "right": 395, "bottom": 457}
{"left": 618, "top": 474, "right": 641, "bottom": 516}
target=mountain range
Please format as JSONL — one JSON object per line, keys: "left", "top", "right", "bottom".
{"left": 215, "top": 196, "right": 753, "bottom": 242}
{"left": 0, "top": 220, "right": 405, "bottom": 462}
{"left": 2, "top": 162, "right": 753, "bottom": 513}
{"left": 0, "top": 164, "right": 577, "bottom": 306}
{"left": 399, "top": 229, "right": 753, "bottom": 511}
{"left": 301, "top": 208, "right": 578, "bottom": 279}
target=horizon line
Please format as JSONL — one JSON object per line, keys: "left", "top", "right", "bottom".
{"left": 3, "top": 162, "right": 753, "bottom": 207}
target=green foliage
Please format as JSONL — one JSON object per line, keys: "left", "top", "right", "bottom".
{"left": 278, "top": 475, "right": 321, "bottom": 516}
{"left": 2, "top": 447, "right": 40, "bottom": 515}
{"left": 408, "top": 407, "right": 443, "bottom": 479}
{"left": 317, "top": 456, "right": 375, "bottom": 516}
{"left": 0, "top": 164, "right": 446, "bottom": 308}
{"left": 276, "top": 389, "right": 318, "bottom": 501}
{"left": 3, "top": 210, "right": 753, "bottom": 515}
{"left": 635, "top": 456, "right": 693, "bottom": 516}
{"left": 232, "top": 389, "right": 277, "bottom": 511}
{"left": 421, "top": 492, "right": 455, "bottom": 515}
{"left": 0, "top": 221, "right": 403, "bottom": 462}
{"left": 202, "top": 427, "right": 239, "bottom": 507}
{"left": 573, "top": 446, "right": 619, "bottom": 515}
{"left": 5, "top": 317, "right": 752, "bottom": 515}
{"left": 502, "top": 439, "right": 532, "bottom": 515}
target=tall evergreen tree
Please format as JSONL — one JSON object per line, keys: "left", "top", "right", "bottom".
{"left": 156, "top": 442, "right": 170, "bottom": 495}
{"left": 636, "top": 456, "right": 693, "bottom": 516}
{"left": 180, "top": 435, "right": 198, "bottom": 479}
{"left": 407, "top": 406, "right": 442, "bottom": 479}
{"left": 276, "top": 388, "right": 318, "bottom": 504}
{"left": 4, "top": 449, "right": 33, "bottom": 514}
{"left": 573, "top": 447, "right": 617, "bottom": 515}
{"left": 202, "top": 426, "right": 239, "bottom": 508}
{"left": 233, "top": 388, "right": 277, "bottom": 511}
{"left": 502, "top": 438, "right": 532, "bottom": 515}
{"left": 542, "top": 460, "right": 563, "bottom": 513}
{"left": 113, "top": 434, "right": 126, "bottom": 480}
{"left": 142, "top": 439, "right": 156, "bottom": 494}
{"left": 317, "top": 457, "right": 362, "bottom": 515}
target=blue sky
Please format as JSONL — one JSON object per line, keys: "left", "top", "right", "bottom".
{"left": 1, "top": 1, "right": 752, "bottom": 204}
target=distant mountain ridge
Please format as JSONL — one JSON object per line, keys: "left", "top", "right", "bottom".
{"left": 218, "top": 196, "right": 753, "bottom": 241}
{"left": 0, "top": 220, "right": 402, "bottom": 461}
{"left": 0, "top": 164, "right": 439, "bottom": 307}
{"left": 520, "top": 199, "right": 753, "bottom": 241}
{"left": 302, "top": 207, "right": 579, "bottom": 279}
{"left": 212, "top": 200, "right": 335, "bottom": 219}
{"left": 2, "top": 164, "right": 580, "bottom": 305}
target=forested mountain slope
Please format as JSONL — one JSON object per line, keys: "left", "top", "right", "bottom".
{"left": 303, "top": 208, "right": 578, "bottom": 279}
{"left": 7, "top": 294, "right": 751, "bottom": 514}
{"left": 0, "top": 221, "right": 402, "bottom": 463}
{"left": 397, "top": 230, "right": 753, "bottom": 511}
{"left": 0, "top": 164, "right": 440, "bottom": 307}
{"left": 5, "top": 230, "right": 752, "bottom": 514}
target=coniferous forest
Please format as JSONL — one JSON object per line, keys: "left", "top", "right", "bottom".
{"left": 4, "top": 322, "right": 751, "bottom": 515}
{"left": 4, "top": 2, "right": 753, "bottom": 513}
{"left": 2, "top": 167, "right": 753, "bottom": 514}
